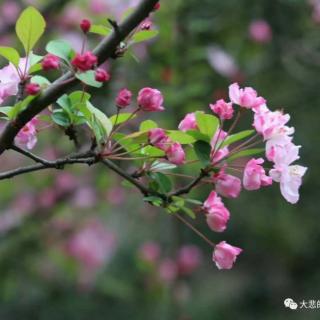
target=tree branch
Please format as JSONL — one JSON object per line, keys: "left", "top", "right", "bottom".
{"left": 0, "top": 0, "right": 160, "bottom": 155}
{"left": 0, "top": 156, "right": 96, "bottom": 180}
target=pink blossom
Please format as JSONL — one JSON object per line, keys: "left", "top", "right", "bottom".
{"left": 178, "top": 112, "right": 197, "bottom": 131}
{"left": 15, "top": 118, "right": 38, "bottom": 150}
{"left": 210, "top": 99, "right": 234, "bottom": 120}
{"left": 249, "top": 20, "right": 272, "bottom": 44}
{"left": 42, "top": 54, "right": 60, "bottom": 71}
{"left": 203, "top": 191, "right": 230, "bottom": 232}
{"left": 253, "top": 109, "right": 292, "bottom": 140}
{"left": 243, "top": 158, "right": 272, "bottom": 190}
{"left": 137, "top": 87, "right": 164, "bottom": 112}
{"left": 148, "top": 128, "right": 167, "bottom": 147}
{"left": 139, "top": 241, "right": 161, "bottom": 264}
{"left": 71, "top": 51, "right": 97, "bottom": 71}
{"left": 229, "top": 83, "right": 265, "bottom": 109}
{"left": 0, "top": 63, "right": 20, "bottom": 105}
{"left": 177, "top": 245, "right": 202, "bottom": 275}
{"left": 212, "top": 241, "right": 242, "bottom": 270}
{"left": 266, "top": 136, "right": 300, "bottom": 166}
{"left": 210, "top": 129, "right": 230, "bottom": 163}
{"left": 67, "top": 220, "right": 116, "bottom": 270}
{"left": 214, "top": 171, "right": 242, "bottom": 198}
{"left": 158, "top": 258, "right": 177, "bottom": 283}
{"left": 166, "top": 142, "right": 185, "bottom": 165}
{"left": 270, "top": 165, "right": 307, "bottom": 204}
{"left": 115, "top": 88, "right": 132, "bottom": 108}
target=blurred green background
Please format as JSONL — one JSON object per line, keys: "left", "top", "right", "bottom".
{"left": 0, "top": 0, "right": 318, "bottom": 319}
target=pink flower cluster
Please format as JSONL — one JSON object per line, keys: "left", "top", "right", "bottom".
{"left": 251, "top": 95, "right": 307, "bottom": 204}
{"left": 177, "top": 82, "right": 306, "bottom": 269}
{"left": 148, "top": 128, "right": 185, "bottom": 165}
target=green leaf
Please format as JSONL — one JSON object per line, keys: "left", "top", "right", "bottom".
{"left": 151, "top": 172, "right": 172, "bottom": 193}
{"left": 221, "top": 130, "right": 255, "bottom": 147}
{"left": 186, "top": 130, "right": 210, "bottom": 143}
{"left": 150, "top": 161, "right": 177, "bottom": 171}
{"left": 195, "top": 112, "right": 219, "bottom": 139}
{"left": 143, "top": 196, "right": 163, "bottom": 206}
{"left": 46, "top": 40, "right": 74, "bottom": 62}
{"left": 29, "top": 52, "right": 43, "bottom": 66}
{"left": 139, "top": 120, "right": 158, "bottom": 131}
{"left": 90, "top": 25, "right": 112, "bottom": 36}
{"left": 141, "top": 146, "right": 165, "bottom": 157}
{"left": 167, "top": 130, "right": 195, "bottom": 144}
{"left": 76, "top": 71, "right": 102, "bottom": 88}
{"left": 52, "top": 110, "right": 71, "bottom": 127}
{"left": 110, "top": 113, "right": 136, "bottom": 125}
{"left": 0, "top": 47, "right": 20, "bottom": 67}
{"left": 194, "top": 140, "right": 211, "bottom": 166}
{"left": 184, "top": 198, "right": 203, "bottom": 205}
{"left": 181, "top": 207, "right": 196, "bottom": 219}
{"left": 7, "top": 95, "right": 35, "bottom": 119}
{"left": 28, "top": 63, "right": 42, "bottom": 74}
{"left": 132, "top": 30, "right": 159, "bottom": 43}
{"left": 228, "top": 148, "right": 264, "bottom": 162}
{"left": 31, "top": 75, "right": 50, "bottom": 86}
{"left": 87, "top": 102, "right": 113, "bottom": 137}
{"left": 16, "top": 7, "right": 46, "bottom": 54}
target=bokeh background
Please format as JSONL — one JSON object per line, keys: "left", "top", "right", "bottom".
{"left": 0, "top": 0, "right": 318, "bottom": 319}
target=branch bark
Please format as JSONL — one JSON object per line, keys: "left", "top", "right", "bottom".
{"left": 0, "top": 0, "right": 160, "bottom": 155}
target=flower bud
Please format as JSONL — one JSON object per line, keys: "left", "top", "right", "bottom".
{"left": 137, "top": 87, "right": 164, "bottom": 112}
{"left": 26, "top": 83, "right": 41, "bottom": 96}
{"left": 115, "top": 88, "right": 132, "bottom": 108}
{"left": 80, "top": 19, "right": 91, "bottom": 33}
{"left": 95, "top": 68, "right": 111, "bottom": 82}
{"left": 42, "top": 54, "right": 60, "bottom": 71}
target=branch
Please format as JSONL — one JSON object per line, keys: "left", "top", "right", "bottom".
{"left": 0, "top": 0, "right": 160, "bottom": 155}
{"left": 0, "top": 156, "right": 96, "bottom": 180}
{"left": 101, "top": 159, "right": 160, "bottom": 197}
{"left": 170, "top": 169, "right": 210, "bottom": 197}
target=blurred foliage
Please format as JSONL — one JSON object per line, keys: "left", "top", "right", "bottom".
{"left": 0, "top": 0, "right": 318, "bottom": 319}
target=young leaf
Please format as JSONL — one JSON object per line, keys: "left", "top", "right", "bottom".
{"left": 150, "top": 161, "right": 177, "bottom": 171}
{"left": 46, "top": 40, "right": 74, "bottom": 62}
{"left": 221, "top": 130, "right": 255, "bottom": 147}
{"left": 132, "top": 30, "right": 159, "bottom": 43}
{"left": 186, "top": 130, "right": 210, "bottom": 143}
{"left": 139, "top": 120, "right": 158, "bottom": 131}
{"left": 16, "top": 7, "right": 46, "bottom": 54}
{"left": 151, "top": 172, "right": 172, "bottom": 193}
{"left": 194, "top": 140, "right": 211, "bottom": 166}
{"left": 195, "top": 112, "right": 219, "bottom": 139}
{"left": 167, "top": 130, "right": 195, "bottom": 144}
{"left": 52, "top": 110, "right": 71, "bottom": 127}
{"left": 0, "top": 47, "right": 20, "bottom": 67}
{"left": 90, "top": 25, "right": 112, "bottom": 36}
{"left": 31, "top": 75, "right": 50, "bottom": 86}
{"left": 87, "top": 102, "right": 113, "bottom": 137}
{"left": 227, "top": 148, "right": 264, "bottom": 162}
{"left": 76, "top": 71, "right": 103, "bottom": 88}
{"left": 110, "top": 113, "right": 136, "bottom": 125}
{"left": 181, "top": 207, "right": 196, "bottom": 219}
